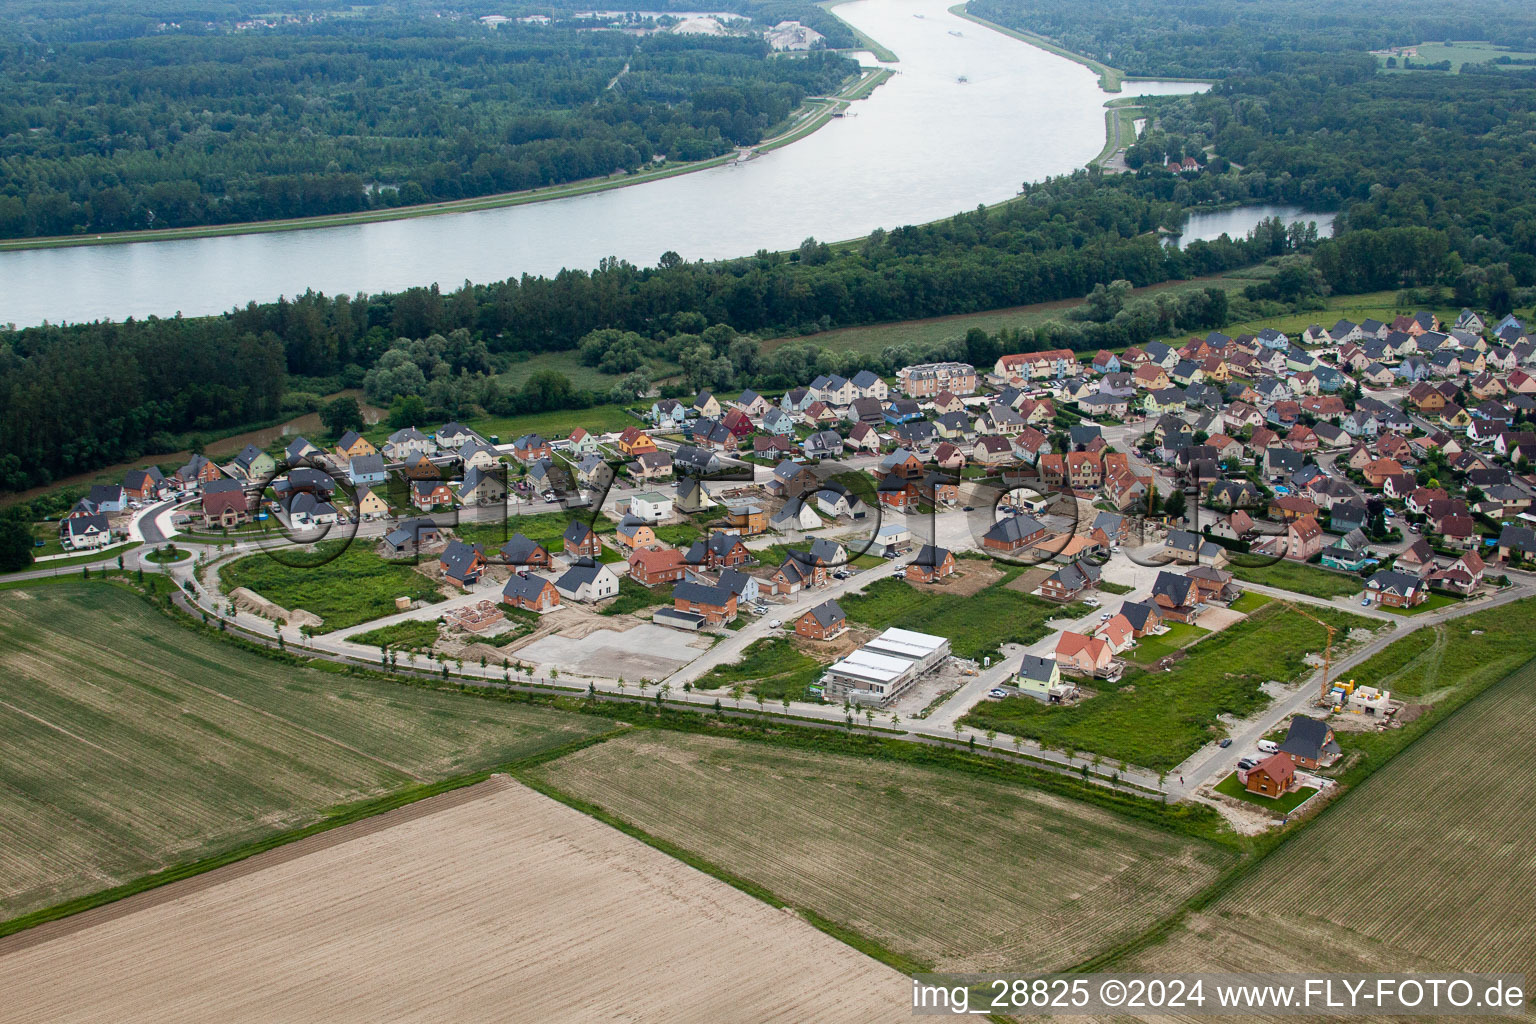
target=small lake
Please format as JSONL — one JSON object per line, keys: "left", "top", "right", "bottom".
{"left": 0, "top": 0, "right": 1211, "bottom": 327}
{"left": 1170, "top": 204, "right": 1337, "bottom": 248}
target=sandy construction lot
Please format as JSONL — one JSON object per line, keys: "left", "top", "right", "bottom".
{"left": 0, "top": 776, "right": 908, "bottom": 1024}
{"left": 517, "top": 622, "right": 709, "bottom": 677}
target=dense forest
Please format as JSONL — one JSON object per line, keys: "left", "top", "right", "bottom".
{"left": 969, "top": 0, "right": 1536, "bottom": 78}
{"left": 0, "top": 0, "right": 854, "bottom": 238}
{"left": 7, "top": 0, "right": 1536, "bottom": 490}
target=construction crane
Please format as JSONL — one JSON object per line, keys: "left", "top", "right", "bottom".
{"left": 1274, "top": 598, "right": 1337, "bottom": 702}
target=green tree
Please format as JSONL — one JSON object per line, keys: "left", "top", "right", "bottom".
{"left": 320, "top": 396, "right": 364, "bottom": 438}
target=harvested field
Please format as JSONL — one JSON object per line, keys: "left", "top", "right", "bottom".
{"left": 531, "top": 731, "right": 1236, "bottom": 972}
{"left": 0, "top": 777, "right": 910, "bottom": 1024}
{"left": 0, "top": 584, "right": 607, "bottom": 920}
{"left": 1106, "top": 657, "right": 1536, "bottom": 1021}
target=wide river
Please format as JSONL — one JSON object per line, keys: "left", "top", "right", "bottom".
{"left": 0, "top": 0, "right": 1207, "bottom": 327}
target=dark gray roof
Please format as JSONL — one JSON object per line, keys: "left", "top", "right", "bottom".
{"left": 499, "top": 533, "right": 546, "bottom": 563}
{"left": 1018, "top": 653, "right": 1056, "bottom": 684}
{"left": 984, "top": 514, "right": 1044, "bottom": 545}
{"left": 439, "top": 540, "right": 483, "bottom": 579}
{"left": 502, "top": 575, "right": 552, "bottom": 603}
{"left": 805, "top": 599, "right": 845, "bottom": 628}
{"left": 912, "top": 544, "right": 951, "bottom": 567}
{"left": 1119, "top": 600, "right": 1158, "bottom": 631}
{"left": 1151, "top": 570, "right": 1196, "bottom": 606}
{"left": 672, "top": 580, "right": 734, "bottom": 606}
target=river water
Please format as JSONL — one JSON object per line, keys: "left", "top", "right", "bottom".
{"left": 0, "top": 0, "right": 1207, "bottom": 327}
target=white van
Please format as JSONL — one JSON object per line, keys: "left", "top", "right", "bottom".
{"left": 1256, "top": 739, "right": 1279, "bottom": 755}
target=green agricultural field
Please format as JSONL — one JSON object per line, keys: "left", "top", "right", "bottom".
{"left": 1228, "top": 557, "right": 1364, "bottom": 599}
{"left": 530, "top": 730, "right": 1237, "bottom": 972}
{"left": 1378, "top": 40, "right": 1536, "bottom": 73}
{"left": 1120, "top": 654, "right": 1536, "bottom": 985}
{"left": 840, "top": 570, "right": 1083, "bottom": 663}
{"left": 692, "top": 636, "right": 826, "bottom": 701}
{"left": 220, "top": 541, "right": 445, "bottom": 633}
{"left": 963, "top": 603, "right": 1378, "bottom": 771}
{"left": 0, "top": 584, "right": 610, "bottom": 921}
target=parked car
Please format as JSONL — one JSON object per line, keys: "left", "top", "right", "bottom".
{"left": 1257, "top": 739, "right": 1279, "bottom": 754}
{"left": 1082, "top": 596, "right": 1100, "bottom": 607}
{"left": 962, "top": 505, "right": 975, "bottom": 512}
{"left": 1237, "top": 757, "right": 1258, "bottom": 770}
{"left": 1361, "top": 597, "right": 1372, "bottom": 607}
{"left": 987, "top": 688, "right": 1009, "bottom": 699}
{"left": 768, "top": 619, "right": 782, "bottom": 629}
{"left": 1219, "top": 737, "right": 1232, "bottom": 748}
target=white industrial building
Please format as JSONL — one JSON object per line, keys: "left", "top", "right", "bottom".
{"left": 822, "top": 627, "right": 950, "bottom": 706}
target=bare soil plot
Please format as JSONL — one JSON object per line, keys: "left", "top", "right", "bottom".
{"left": 0, "top": 777, "right": 910, "bottom": 1024}
{"left": 1105, "top": 657, "right": 1536, "bottom": 1022}
{"left": 0, "top": 584, "right": 608, "bottom": 920}
{"left": 516, "top": 622, "right": 709, "bottom": 678}
{"left": 531, "top": 731, "right": 1236, "bottom": 972}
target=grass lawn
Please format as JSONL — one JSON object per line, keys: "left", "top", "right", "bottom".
{"left": 963, "top": 602, "right": 1378, "bottom": 771}
{"left": 692, "top": 636, "right": 826, "bottom": 701}
{"left": 351, "top": 619, "right": 442, "bottom": 651}
{"left": 599, "top": 577, "right": 674, "bottom": 617}
{"left": 1382, "top": 592, "right": 1460, "bottom": 615}
{"left": 456, "top": 509, "right": 616, "bottom": 555}
{"left": 1228, "top": 591, "right": 1273, "bottom": 614}
{"left": 530, "top": 730, "right": 1237, "bottom": 972}
{"left": 220, "top": 541, "right": 446, "bottom": 633}
{"left": 0, "top": 583, "right": 611, "bottom": 921}
{"left": 1098, "top": 580, "right": 1133, "bottom": 595}
{"left": 1228, "top": 557, "right": 1363, "bottom": 599}
{"left": 651, "top": 523, "right": 703, "bottom": 547}
{"left": 1125, "top": 621, "right": 1209, "bottom": 663}
{"left": 143, "top": 545, "right": 192, "bottom": 564}
{"left": 840, "top": 569, "right": 1084, "bottom": 663}
{"left": 1213, "top": 772, "right": 1317, "bottom": 813}
{"left": 828, "top": 470, "right": 876, "bottom": 503}
{"left": 29, "top": 522, "right": 64, "bottom": 557}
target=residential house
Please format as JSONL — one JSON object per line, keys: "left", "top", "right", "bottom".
{"left": 671, "top": 579, "right": 738, "bottom": 625}
{"left": 617, "top": 426, "right": 658, "bottom": 456}
{"left": 458, "top": 466, "right": 507, "bottom": 506}
{"left": 1244, "top": 753, "right": 1296, "bottom": 799}
{"left": 61, "top": 513, "right": 113, "bottom": 550}
{"left": 1053, "top": 631, "right": 1116, "bottom": 677}
{"left": 614, "top": 516, "right": 658, "bottom": 552}
{"left": 687, "top": 532, "right": 752, "bottom": 569}
{"left": 629, "top": 546, "right": 688, "bottom": 586}
{"left": 796, "top": 599, "right": 848, "bottom": 640}
{"left": 439, "top": 541, "right": 486, "bottom": 588}
{"left": 982, "top": 514, "right": 1047, "bottom": 554}
{"left": 555, "top": 561, "right": 621, "bottom": 603}
{"left": 336, "top": 431, "right": 377, "bottom": 460}
{"left": 499, "top": 534, "right": 551, "bottom": 570}
{"left": 1366, "top": 569, "right": 1427, "bottom": 608}
{"left": 563, "top": 521, "right": 604, "bottom": 559}
{"left": 1321, "top": 528, "right": 1373, "bottom": 571}
{"left": 122, "top": 467, "right": 166, "bottom": 502}
{"left": 410, "top": 479, "right": 455, "bottom": 510}
{"left": 1150, "top": 571, "right": 1204, "bottom": 623}
{"left": 436, "top": 423, "right": 477, "bottom": 450}
{"left": 501, "top": 574, "right": 560, "bottom": 612}
{"left": 385, "top": 427, "right": 434, "bottom": 460}
{"left": 907, "top": 544, "right": 956, "bottom": 583}
{"left": 349, "top": 453, "right": 388, "bottom": 488}
{"left": 1279, "top": 716, "right": 1341, "bottom": 769}
{"left": 1040, "top": 559, "right": 1101, "bottom": 602}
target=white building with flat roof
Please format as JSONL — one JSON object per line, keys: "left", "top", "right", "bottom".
{"left": 822, "top": 627, "right": 950, "bottom": 706}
